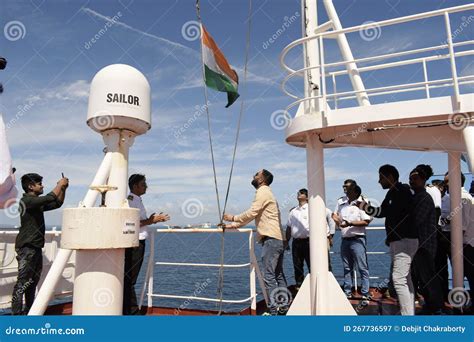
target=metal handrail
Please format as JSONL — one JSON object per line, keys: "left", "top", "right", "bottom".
{"left": 280, "top": 3, "right": 474, "bottom": 115}
{"left": 155, "top": 261, "right": 251, "bottom": 268}
{"left": 139, "top": 228, "right": 268, "bottom": 314}
{"left": 280, "top": 3, "right": 474, "bottom": 73}
{"left": 282, "top": 42, "right": 474, "bottom": 99}
{"left": 150, "top": 293, "right": 254, "bottom": 304}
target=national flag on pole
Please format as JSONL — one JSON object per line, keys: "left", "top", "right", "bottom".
{"left": 201, "top": 24, "right": 239, "bottom": 108}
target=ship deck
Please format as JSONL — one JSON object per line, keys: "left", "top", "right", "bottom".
{"left": 40, "top": 286, "right": 467, "bottom": 316}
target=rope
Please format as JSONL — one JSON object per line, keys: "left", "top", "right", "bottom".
{"left": 196, "top": 0, "right": 253, "bottom": 316}
{"left": 196, "top": 0, "right": 222, "bottom": 224}
{"left": 216, "top": 0, "right": 253, "bottom": 316}
{"left": 318, "top": 119, "right": 455, "bottom": 145}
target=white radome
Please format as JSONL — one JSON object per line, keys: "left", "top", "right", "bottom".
{"left": 87, "top": 64, "right": 151, "bottom": 135}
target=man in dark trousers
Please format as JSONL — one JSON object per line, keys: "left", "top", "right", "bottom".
{"left": 12, "top": 173, "right": 68, "bottom": 315}
{"left": 123, "top": 174, "right": 170, "bottom": 315}
{"left": 409, "top": 164, "right": 443, "bottom": 314}
{"left": 359, "top": 164, "right": 418, "bottom": 315}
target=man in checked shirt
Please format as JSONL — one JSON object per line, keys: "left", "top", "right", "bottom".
{"left": 409, "top": 164, "right": 443, "bottom": 315}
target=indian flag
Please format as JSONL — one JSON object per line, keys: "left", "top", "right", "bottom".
{"left": 201, "top": 24, "right": 239, "bottom": 108}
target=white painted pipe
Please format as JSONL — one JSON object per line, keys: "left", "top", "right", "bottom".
{"left": 448, "top": 152, "right": 464, "bottom": 290}
{"left": 28, "top": 151, "right": 114, "bottom": 315}
{"left": 28, "top": 248, "right": 72, "bottom": 315}
{"left": 72, "top": 249, "right": 124, "bottom": 314}
{"left": 462, "top": 125, "right": 474, "bottom": 173}
{"left": 303, "top": 0, "right": 321, "bottom": 115}
{"left": 323, "top": 0, "right": 370, "bottom": 106}
{"left": 306, "top": 132, "right": 329, "bottom": 315}
{"left": 82, "top": 152, "right": 113, "bottom": 207}
{"left": 72, "top": 130, "right": 135, "bottom": 315}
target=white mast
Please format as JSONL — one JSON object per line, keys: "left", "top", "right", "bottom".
{"left": 322, "top": 0, "right": 370, "bottom": 106}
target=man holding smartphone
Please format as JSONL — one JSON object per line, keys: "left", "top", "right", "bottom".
{"left": 12, "top": 173, "right": 68, "bottom": 315}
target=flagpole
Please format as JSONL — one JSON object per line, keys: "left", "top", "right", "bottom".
{"left": 196, "top": 0, "right": 223, "bottom": 223}
{"left": 196, "top": 0, "right": 226, "bottom": 316}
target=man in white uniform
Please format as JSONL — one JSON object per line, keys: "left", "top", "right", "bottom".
{"left": 437, "top": 172, "right": 472, "bottom": 301}
{"left": 286, "top": 188, "right": 335, "bottom": 289}
{"left": 123, "top": 174, "right": 170, "bottom": 315}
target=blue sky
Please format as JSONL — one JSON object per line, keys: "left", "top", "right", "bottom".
{"left": 0, "top": 0, "right": 472, "bottom": 226}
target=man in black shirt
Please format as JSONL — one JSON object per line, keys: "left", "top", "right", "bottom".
{"left": 11, "top": 173, "right": 68, "bottom": 315}
{"left": 359, "top": 164, "right": 418, "bottom": 315}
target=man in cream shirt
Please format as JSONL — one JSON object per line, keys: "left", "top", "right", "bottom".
{"left": 223, "top": 169, "right": 287, "bottom": 315}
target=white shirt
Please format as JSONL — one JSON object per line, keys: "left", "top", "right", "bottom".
{"left": 440, "top": 193, "right": 451, "bottom": 232}
{"left": 440, "top": 188, "right": 472, "bottom": 234}
{"left": 128, "top": 193, "right": 148, "bottom": 240}
{"left": 426, "top": 185, "right": 442, "bottom": 209}
{"left": 286, "top": 203, "right": 334, "bottom": 239}
{"left": 461, "top": 189, "right": 474, "bottom": 246}
{"left": 334, "top": 197, "right": 371, "bottom": 238}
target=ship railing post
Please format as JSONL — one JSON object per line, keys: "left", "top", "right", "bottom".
{"left": 422, "top": 59, "right": 430, "bottom": 98}
{"left": 249, "top": 231, "right": 269, "bottom": 306}
{"left": 444, "top": 12, "right": 461, "bottom": 110}
{"left": 332, "top": 74, "right": 338, "bottom": 109}
{"left": 248, "top": 230, "right": 257, "bottom": 314}
{"left": 448, "top": 152, "right": 464, "bottom": 292}
{"left": 147, "top": 228, "right": 155, "bottom": 311}
{"left": 319, "top": 36, "right": 327, "bottom": 114}
{"left": 353, "top": 269, "right": 357, "bottom": 294}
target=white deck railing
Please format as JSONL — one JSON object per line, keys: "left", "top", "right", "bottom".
{"left": 138, "top": 228, "right": 269, "bottom": 314}
{"left": 280, "top": 3, "right": 474, "bottom": 115}
{"left": 0, "top": 228, "right": 74, "bottom": 310}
